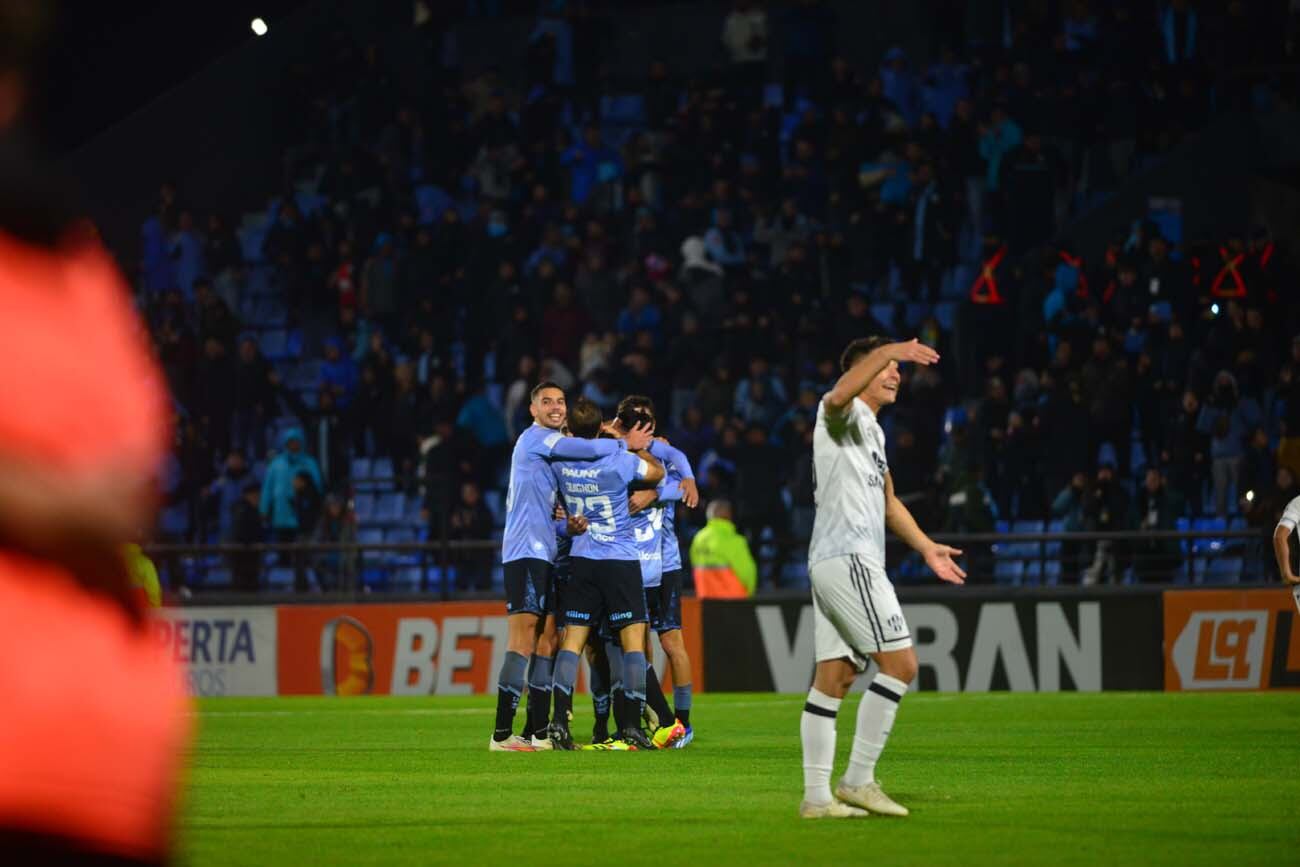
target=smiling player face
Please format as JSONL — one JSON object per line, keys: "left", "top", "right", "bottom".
{"left": 531, "top": 387, "right": 567, "bottom": 430}
{"left": 862, "top": 360, "right": 901, "bottom": 408}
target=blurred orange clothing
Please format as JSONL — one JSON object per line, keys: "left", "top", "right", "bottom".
{"left": 0, "top": 230, "right": 190, "bottom": 862}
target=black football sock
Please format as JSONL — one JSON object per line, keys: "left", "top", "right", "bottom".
{"left": 645, "top": 664, "right": 674, "bottom": 727}
{"left": 526, "top": 654, "right": 554, "bottom": 735}
{"left": 589, "top": 643, "right": 611, "bottom": 740}
{"left": 550, "top": 650, "right": 580, "bottom": 731}
{"left": 612, "top": 689, "right": 629, "bottom": 732}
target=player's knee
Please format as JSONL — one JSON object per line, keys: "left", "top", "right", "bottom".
{"left": 560, "top": 627, "right": 587, "bottom": 655}
{"left": 879, "top": 653, "right": 918, "bottom": 685}
{"left": 507, "top": 614, "right": 539, "bottom": 652}
{"left": 619, "top": 624, "right": 647, "bottom": 652}
{"left": 534, "top": 632, "right": 556, "bottom": 657}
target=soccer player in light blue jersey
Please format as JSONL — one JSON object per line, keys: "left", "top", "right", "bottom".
{"left": 545, "top": 397, "right": 664, "bottom": 751}
{"left": 619, "top": 395, "right": 699, "bottom": 749}
{"left": 490, "top": 382, "right": 652, "bottom": 752}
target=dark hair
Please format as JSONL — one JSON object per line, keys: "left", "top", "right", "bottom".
{"left": 840, "top": 335, "right": 891, "bottom": 373}
{"left": 567, "top": 397, "right": 604, "bottom": 439}
{"left": 530, "top": 380, "right": 564, "bottom": 402}
{"left": 616, "top": 394, "right": 655, "bottom": 431}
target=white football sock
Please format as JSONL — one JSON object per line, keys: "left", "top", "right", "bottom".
{"left": 800, "top": 687, "right": 842, "bottom": 804}
{"left": 843, "top": 673, "right": 909, "bottom": 787}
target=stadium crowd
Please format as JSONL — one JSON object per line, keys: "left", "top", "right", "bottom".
{"left": 132, "top": 0, "right": 1300, "bottom": 589}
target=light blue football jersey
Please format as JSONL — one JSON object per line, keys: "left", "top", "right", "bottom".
{"left": 554, "top": 450, "right": 650, "bottom": 562}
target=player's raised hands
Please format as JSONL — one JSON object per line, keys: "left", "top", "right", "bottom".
{"left": 887, "top": 338, "right": 940, "bottom": 366}
{"left": 628, "top": 489, "right": 657, "bottom": 515}
{"left": 924, "top": 544, "right": 966, "bottom": 585}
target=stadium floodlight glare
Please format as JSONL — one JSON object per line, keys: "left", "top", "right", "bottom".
{"left": 1245, "top": 490, "right": 1255, "bottom": 503}
{"left": 1211, "top": 303, "right": 1220, "bottom": 315}
{"left": 251, "top": 17, "right": 268, "bottom": 36}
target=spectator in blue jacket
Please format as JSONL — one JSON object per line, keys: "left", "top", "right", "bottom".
{"left": 734, "top": 357, "right": 787, "bottom": 428}
{"left": 455, "top": 381, "right": 509, "bottom": 484}
{"left": 978, "top": 105, "right": 1023, "bottom": 192}
{"left": 880, "top": 46, "right": 921, "bottom": 127}
{"left": 616, "top": 285, "right": 663, "bottom": 340}
{"left": 922, "top": 46, "right": 969, "bottom": 128}
{"left": 171, "top": 211, "right": 205, "bottom": 301}
{"left": 1197, "top": 370, "right": 1264, "bottom": 517}
{"left": 206, "top": 450, "right": 251, "bottom": 542}
{"left": 260, "top": 427, "right": 323, "bottom": 543}
{"left": 560, "top": 125, "right": 622, "bottom": 205}
{"left": 320, "top": 338, "right": 359, "bottom": 407}
{"left": 704, "top": 208, "right": 747, "bottom": 272}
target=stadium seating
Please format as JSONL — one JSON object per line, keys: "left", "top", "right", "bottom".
{"left": 403, "top": 494, "right": 426, "bottom": 527}
{"left": 375, "top": 493, "right": 406, "bottom": 525}
{"left": 372, "top": 457, "right": 395, "bottom": 483}
{"left": 390, "top": 566, "right": 426, "bottom": 592}
{"left": 993, "top": 558, "right": 1025, "bottom": 585}
{"left": 259, "top": 329, "right": 289, "bottom": 362}
{"left": 353, "top": 493, "right": 376, "bottom": 523}
{"left": 351, "top": 457, "right": 372, "bottom": 481}
{"left": 265, "top": 567, "right": 295, "bottom": 590}
{"left": 135, "top": 0, "right": 1291, "bottom": 600}
{"left": 1192, "top": 517, "right": 1227, "bottom": 555}
{"left": 870, "top": 303, "right": 896, "bottom": 332}
{"left": 358, "top": 528, "right": 385, "bottom": 565}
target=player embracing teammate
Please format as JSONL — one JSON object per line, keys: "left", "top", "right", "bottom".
{"left": 491, "top": 382, "right": 700, "bottom": 751}
{"left": 613, "top": 395, "right": 698, "bottom": 749}
{"left": 489, "top": 382, "right": 652, "bottom": 751}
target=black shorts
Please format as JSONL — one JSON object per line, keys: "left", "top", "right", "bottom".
{"left": 565, "top": 557, "right": 647, "bottom": 631}
{"left": 647, "top": 568, "right": 685, "bottom": 633}
{"left": 551, "top": 559, "right": 572, "bottom": 627}
{"left": 503, "top": 558, "right": 551, "bottom": 617}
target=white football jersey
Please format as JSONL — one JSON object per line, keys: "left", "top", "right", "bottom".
{"left": 1277, "top": 495, "right": 1300, "bottom": 533}
{"left": 808, "top": 397, "right": 889, "bottom": 569}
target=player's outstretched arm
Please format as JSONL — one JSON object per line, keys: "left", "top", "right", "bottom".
{"left": 823, "top": 339, "right": 939, "bottom": 416}
{"left": 1273, "top": 525, "right": 1298, "bottom": 585}
{"left": 549, "top": 436, "right": 621, "bottom": 461}
{"left": 884, "top": 472, "right": 965, "bottom": 585}
{"left": 649, "top": 439, "right": 695, "bottom": 479}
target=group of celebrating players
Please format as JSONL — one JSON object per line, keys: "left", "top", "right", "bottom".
{"left": 487, "top": 334, "right": 973, "bottom": 820}
{"left": 489, "top": 383, "right": 698, "bottom": 752}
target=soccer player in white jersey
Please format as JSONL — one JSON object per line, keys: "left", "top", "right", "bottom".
{"left": 799, "top": 336, "right": 966, "bottom": 819}
{"left": 1272, "top": 494, "right": 1300, "bottom": 613}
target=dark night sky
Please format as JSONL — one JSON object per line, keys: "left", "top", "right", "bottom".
{"left": 34, "top": 0, "right": 307, "bottom": 153}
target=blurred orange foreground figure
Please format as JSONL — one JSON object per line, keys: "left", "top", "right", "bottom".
{"left": 0, "top": 230, "right": 190, "bottom": 864}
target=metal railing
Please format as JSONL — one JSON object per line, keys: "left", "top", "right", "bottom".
{"left": 144, "top": 527, "right": 1284, "bottom": 602}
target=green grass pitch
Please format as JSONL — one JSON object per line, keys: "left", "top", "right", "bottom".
{"left": 183, "top": 692, "right": 1300, "bottom": 866}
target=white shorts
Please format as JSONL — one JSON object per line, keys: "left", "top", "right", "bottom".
{"left": 810, "top": 553, "right": 912, "bottom": 671}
